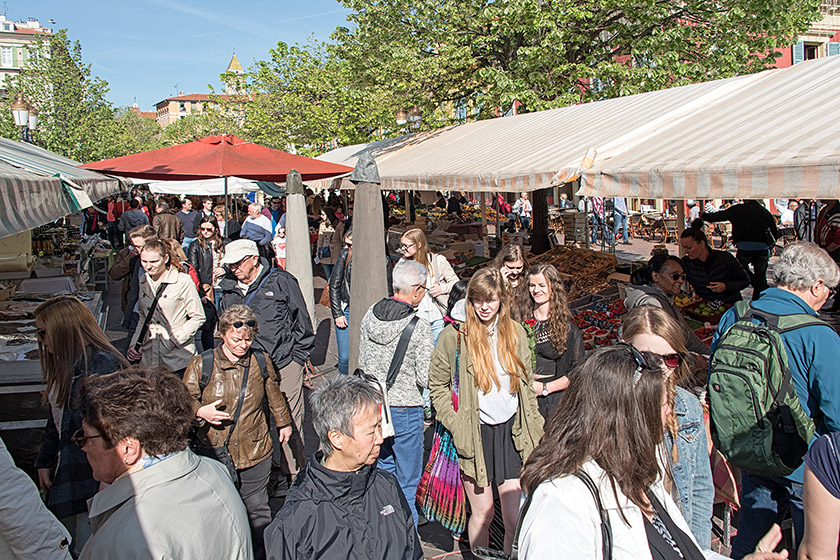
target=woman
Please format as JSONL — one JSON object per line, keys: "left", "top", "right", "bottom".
{"left": 680, "top": 227, "right": 750, "bottom": 304}
{"left": 188, "top": 215, "right": 226, "bottom": 352}
{"left": 800, "top": 431, "right": 840, "bottom": 560}
{"left": 183, "top": 305, "right": 292, "bottom": 560}
{"left": 75, "top": 367, "right": 252, "bottom": 559}
{"left": 127, "top": 238, "right": 205, "bottom": 377}
{"left": 518, "top": 263, "right": 584, "bottom": 419}
{"left": 519, "top": 344, "right": 787, "bottom": 560}
{"left": 625, "top": 253, "right": 710, "bottom": 355}
{"left": 494, "top": 244, "right": 529, "bottom": 320}
{"left": 443, "top": 279, "right": 468, "bottom": 325}
{"left": 33, "top": 296, "right": 128, "bottom": 555}
{"left": 316, "top": 207, "right": 344, "bottom": 280}
{"left": 214, "top": 204, "right": 241, "bottom": 242}
{"left": 429, "top": 268, "right": 543, "bottom": 554}
{"left": 399, "top": 228, "right": 459, "bottom": 343}
{"left": 622, "top": 306, "right": 714, "bottom": 549}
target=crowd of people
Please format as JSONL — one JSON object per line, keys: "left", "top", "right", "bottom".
{"left": 8, "top": 190, "right": 840, "bottom": 560}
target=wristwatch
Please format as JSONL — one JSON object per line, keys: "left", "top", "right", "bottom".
{"left": 541, "top": 382, "right": 549, "bottom": 397}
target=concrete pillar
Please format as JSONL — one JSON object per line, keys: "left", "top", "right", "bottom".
{"left": 348, "top": 152, "right": 388, "bottom": 372}
{"left": 285, "top": 170, "right": 317, "bottom": 329}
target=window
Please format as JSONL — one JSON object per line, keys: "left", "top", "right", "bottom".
{"left": 179, "top": 101, "right": 185, "bottom": 113}
{"left": 1, "top": 47, "right": 11, "bottom": 67}
{"left": 805, "top": 44, "right": 819, "bottom": 60}
{"left": 2, "top": 24, "right": 11, "bottom": 31}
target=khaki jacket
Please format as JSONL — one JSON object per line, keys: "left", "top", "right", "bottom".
{"left": 183, "top": 347, "right": 292, "bottom": 469}
{"left": 429, "top": 322, "right": 544, "bottom": 487}
{"left": 129, "top": 267, "right": 205, "bottom": 371}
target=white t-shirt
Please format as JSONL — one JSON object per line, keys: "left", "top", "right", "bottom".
{"left": 477, "top": 327, "right": 518, "bottom": 425}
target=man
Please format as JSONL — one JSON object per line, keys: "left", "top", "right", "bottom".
{"left": 118, "top": 199, "right": 149, "bottom": 239}
{"left": 108, "top": 225, "right": 157, "bottom": 330}
{"left": 218, "top": 240, "right": 314, "bottom": 491}
{"left": 702, "top": 199, "right": 779, "bottom": 300}
{"left": 200, "top": 197, "right": 214, "bottom": 218}
{"left": 268, "top": 197, "right": 285, "bottom": 233}
{"left": 781, "top": 200, "right": 797, "bottom": 226}
{"left": 446, "top": 191, "right": 465, "bottom": 215}
{"left": 558, "top": 192, "right": 574, "bottom": 209}
{"left": 106, "top": 196, "right": 129, "bottom": 250}
{"left": 152, "top": 200, "right": 183, "bottom": 242}
{"left": 264, "top": 375, "right": 422, "bottom": 560}
{"left": 177, "top": 198, "right": 199, "bottom": 253}
{"left": 77, "top": 367, "right": 252, "bottom": 559}
{"left": 612, "top": 196, "right": 630, "bottom": 245}
{"left": 712, "top": 242, "right": 840, "bottom": 558}
{"left": 359, "top": 261, "right": 434, "bottom": 525}
{"left": 240, "top": 203, "right": 273, "bottom": 258}
{"left": 509, "top": 192, "right": 532, "bottom": 232}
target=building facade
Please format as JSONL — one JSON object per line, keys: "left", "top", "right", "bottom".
{"left": 0, "top": 16, "right": 52, "bottom": 97}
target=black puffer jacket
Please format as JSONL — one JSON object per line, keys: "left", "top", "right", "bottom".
{"left": 681, "top": 249, "right": 750, "bottom": 304}
{"left": 218, "top": 258, "right": 314, "bottom": 369}
{"left": 328, "top": 247, "right": 394, "bottom": 319}
{"left": 264, "top": 452, "right": 422, "bottom": 560}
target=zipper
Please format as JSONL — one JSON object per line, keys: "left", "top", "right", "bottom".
{"left": 712, "top": 365, "right": 764, "bottom": 427}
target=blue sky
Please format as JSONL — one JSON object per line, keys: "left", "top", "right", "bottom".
{"left": 17, "top": 1, "right": 352, "bottom": 110}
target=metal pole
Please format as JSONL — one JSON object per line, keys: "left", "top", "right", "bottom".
{"left": 224, "top": 176, "right": 229, "bottom": 231}
{"left": 480, "top": 193, "right": 488, "bottom": 258}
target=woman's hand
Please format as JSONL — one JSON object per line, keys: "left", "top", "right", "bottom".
{"left": 37, "top": 468, "right": 53, "bottom": 492}
{"left": 428, "top": 284, "right": 443, "bottom": 297}
{"left": 335, "top": 316, "right": 348, "bottom": 329}
{"left": 277, "top": 425, "right": 293, "bottom": 444}
{"left": 197, "top": 400, "right": 231, "bottom": 426}
{"left": 742, "top": 524, "right": 788, "bottom": 560}
{"left": 708, "top": 281, "right": 727, "bottom": 293}
{"left": 126, "top": 347, "right": 142, "bottom": 362}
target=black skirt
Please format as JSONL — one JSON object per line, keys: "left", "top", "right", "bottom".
{"left": 480, "top": 415, "right": 522, "bottom": 485}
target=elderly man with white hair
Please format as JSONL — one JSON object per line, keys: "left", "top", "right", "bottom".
{"left": 358, "top": 260, "right": 434, "bottom": 526}
{"left": 264, "top": 375, "right": 422, "bottom": 560}
{"left": 240, "top": 203, "right": 273, "bottom": 256}
{"left": 711, "top": 241, "right": 840, "bottom": 558}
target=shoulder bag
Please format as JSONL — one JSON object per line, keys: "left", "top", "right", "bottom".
{"left": 129, "top": 282, "right": 167, "bottom": 363}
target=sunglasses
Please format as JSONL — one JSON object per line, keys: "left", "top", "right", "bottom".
{"left": 199, "top": 226, "right": 215, "bottom": 232}
{"left": 232, "top": 320, "right": 257, "bottom": 329}
{"left": 616, "top": 342, "right": 651, "bottom": 387}
{"left": 669, "top": 273, "right": 686, "bottom": 281}
{"left": 71, "top": 428, "right": 102, "bottom": 448}
{"left": 660, "top": 352, "right": 683, "bottom": 369}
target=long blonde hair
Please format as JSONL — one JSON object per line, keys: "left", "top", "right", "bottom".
{"left": 34, "top": 296, "right": 128, "bottom": 405}
{"left": 401, "top": 228, "right": 431, "bottom": 270}
{"left": 465, "top": 268, "right": 526, "bottom": 394}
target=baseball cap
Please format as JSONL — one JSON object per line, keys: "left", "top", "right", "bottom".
{"left": 220, "top": 239, "right": 259, "bottom": 265}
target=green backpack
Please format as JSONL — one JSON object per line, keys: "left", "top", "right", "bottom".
{"left": 708, "top": 301, "right": 825, "bottom": 477}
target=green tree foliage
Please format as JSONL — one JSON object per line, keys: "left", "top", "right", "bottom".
{"left": 334, "top": 0, "right": 822, "bottom": 118}
{"left": 1, "top": 30, "right": 163, "bottom": 162}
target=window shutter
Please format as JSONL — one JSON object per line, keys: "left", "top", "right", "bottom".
{"left": 828, "top": 42, "right": 840, "bottom": 56}
{"left": 793, "top": 41, "right": 805, "bottom": 64}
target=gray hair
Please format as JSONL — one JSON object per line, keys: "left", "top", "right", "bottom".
{"left": 392, "top": 260, "right": 428, "bottom": 294}
{"left": 248, "top": 202, "right": 262, "bottom": 212}
{"left": 773, "top": 242, "right": 840, "bottom": 290}
{"left": 156, "top": 200, "right": 170, "bottom": 212}
{"left": 310, "top": 374, "right": 382, "bottom": 458}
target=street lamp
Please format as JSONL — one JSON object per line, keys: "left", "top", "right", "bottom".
{"left": 10, "top": 94, "right": 37, "bottom": 143}
{"left": 408, "top": 106, "right": 422, "bottom": 130}
{"left": 395, "top": 108, "right": 407, "bottom": 126}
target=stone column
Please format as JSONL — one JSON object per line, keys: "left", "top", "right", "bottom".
{"left": 285, "top": 169, "right": 316, "bottom": 328}
{"left": 348, "top": 152, "right": 388, "bottom": 372}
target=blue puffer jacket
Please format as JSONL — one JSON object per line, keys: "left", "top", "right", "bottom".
{"left": 665, "top": 387, "right": 714, "bottom": 550}
{"left": 711, "top": 287, "right": 840, "bottom": 483}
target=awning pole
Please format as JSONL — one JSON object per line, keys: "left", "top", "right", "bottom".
{"left": 224, "top": 176, "right": 229, "bottom": 229}
{"left": 481, "top": 193, "right": 488, "bottom": 258}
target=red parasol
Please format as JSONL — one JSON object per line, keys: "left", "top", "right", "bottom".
{"left": 81, "top": 134, "right": 352, "bottom": 182}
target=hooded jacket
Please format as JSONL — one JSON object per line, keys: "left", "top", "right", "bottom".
{"left": 624, "top": 284, "right": 710, "bottom": 355}
{"left": 218, "top": 258, "right": 314, "bottom": 370}
{"left": 264, "top": 453, "right": 422, "bottom": 560}
{"left": 359, "top": 298, "right": 434, "bottom": 407}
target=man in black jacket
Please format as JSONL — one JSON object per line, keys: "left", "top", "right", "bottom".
{"left": 701, "top": 200, "right": 779, "bottom": 299}
{"left": 219, "top": 239, "right": 314, "bottom": 484}
{"left": 264, "top": 375, "right": 422, "bottom": 560}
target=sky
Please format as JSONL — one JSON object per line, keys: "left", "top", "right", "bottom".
{"left": 16, "top": 1, "right": 353, "bottom": 110}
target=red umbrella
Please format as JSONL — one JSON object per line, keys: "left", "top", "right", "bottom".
{"left": 81, "top": 134, "right": 352, "bottom": 182}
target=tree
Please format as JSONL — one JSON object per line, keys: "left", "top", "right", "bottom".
{"left": 1, "top": 30, "right": 128, "bottom": 162}
{"left": 334, "top": 0, "right": 821, "bottom": 119}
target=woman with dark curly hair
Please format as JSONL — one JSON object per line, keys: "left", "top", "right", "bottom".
{"left": 518, "top": 263, "right": 584, "bottom": 418}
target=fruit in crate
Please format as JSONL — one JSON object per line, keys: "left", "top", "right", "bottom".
{"left": 674, "top": 293, "right": 692, "bottom": 307}
{"left": 683, "top": 300, "right": 730, "bottom": 321}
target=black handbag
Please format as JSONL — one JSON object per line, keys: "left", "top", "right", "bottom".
{"left": 190, "top": 355, "right": 251, "bottom": 489}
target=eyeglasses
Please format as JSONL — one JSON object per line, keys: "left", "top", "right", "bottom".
{"left": 71, "top": 429, "right": 102, "bottom": 448}
{"left": 669, "top": 273, "right": 686, "bottom": 281}
{"left": 399, "top": 242, "right": 415, "bottom": 251}
{"left": 413, "top": 284, "right": 428, "bottom": 292}
{"left": 232, "top": 320, "right": 257, "bottom": 329}
{"left": 822, "top": 281, "right": 838, "bottom": 297}
{"left": 659, "top": 352, "right": 683, "bottom": 369}
{"left": 616, "top": 342, "right": 651, "bottom": 387}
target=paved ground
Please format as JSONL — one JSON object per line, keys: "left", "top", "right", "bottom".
{"left": 100, "top": 234, "right": 825, "bottom": 559}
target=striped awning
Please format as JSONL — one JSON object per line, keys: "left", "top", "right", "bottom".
{"left": 0, "top": 139, "right": 128, "bottom": 239}
{"left": 317, "top": 55, "right": 840, "bottom": 198}
{"left": 314, "top": 70, "right": 768, "bottom": 192}
{"left": 578, "top": 55, "right": 840, "bottom": 199}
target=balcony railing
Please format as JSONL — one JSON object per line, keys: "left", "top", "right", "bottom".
{"left": 821, "top": 0, "right": 840, "bottom": 16}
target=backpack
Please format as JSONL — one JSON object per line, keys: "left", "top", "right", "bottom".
{"left": 708, "top": 301, "right": 826, "bottom": 476}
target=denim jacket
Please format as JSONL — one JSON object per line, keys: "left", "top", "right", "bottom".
{"left": 664, "top": 386, "right": 714, "bottom": 549}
